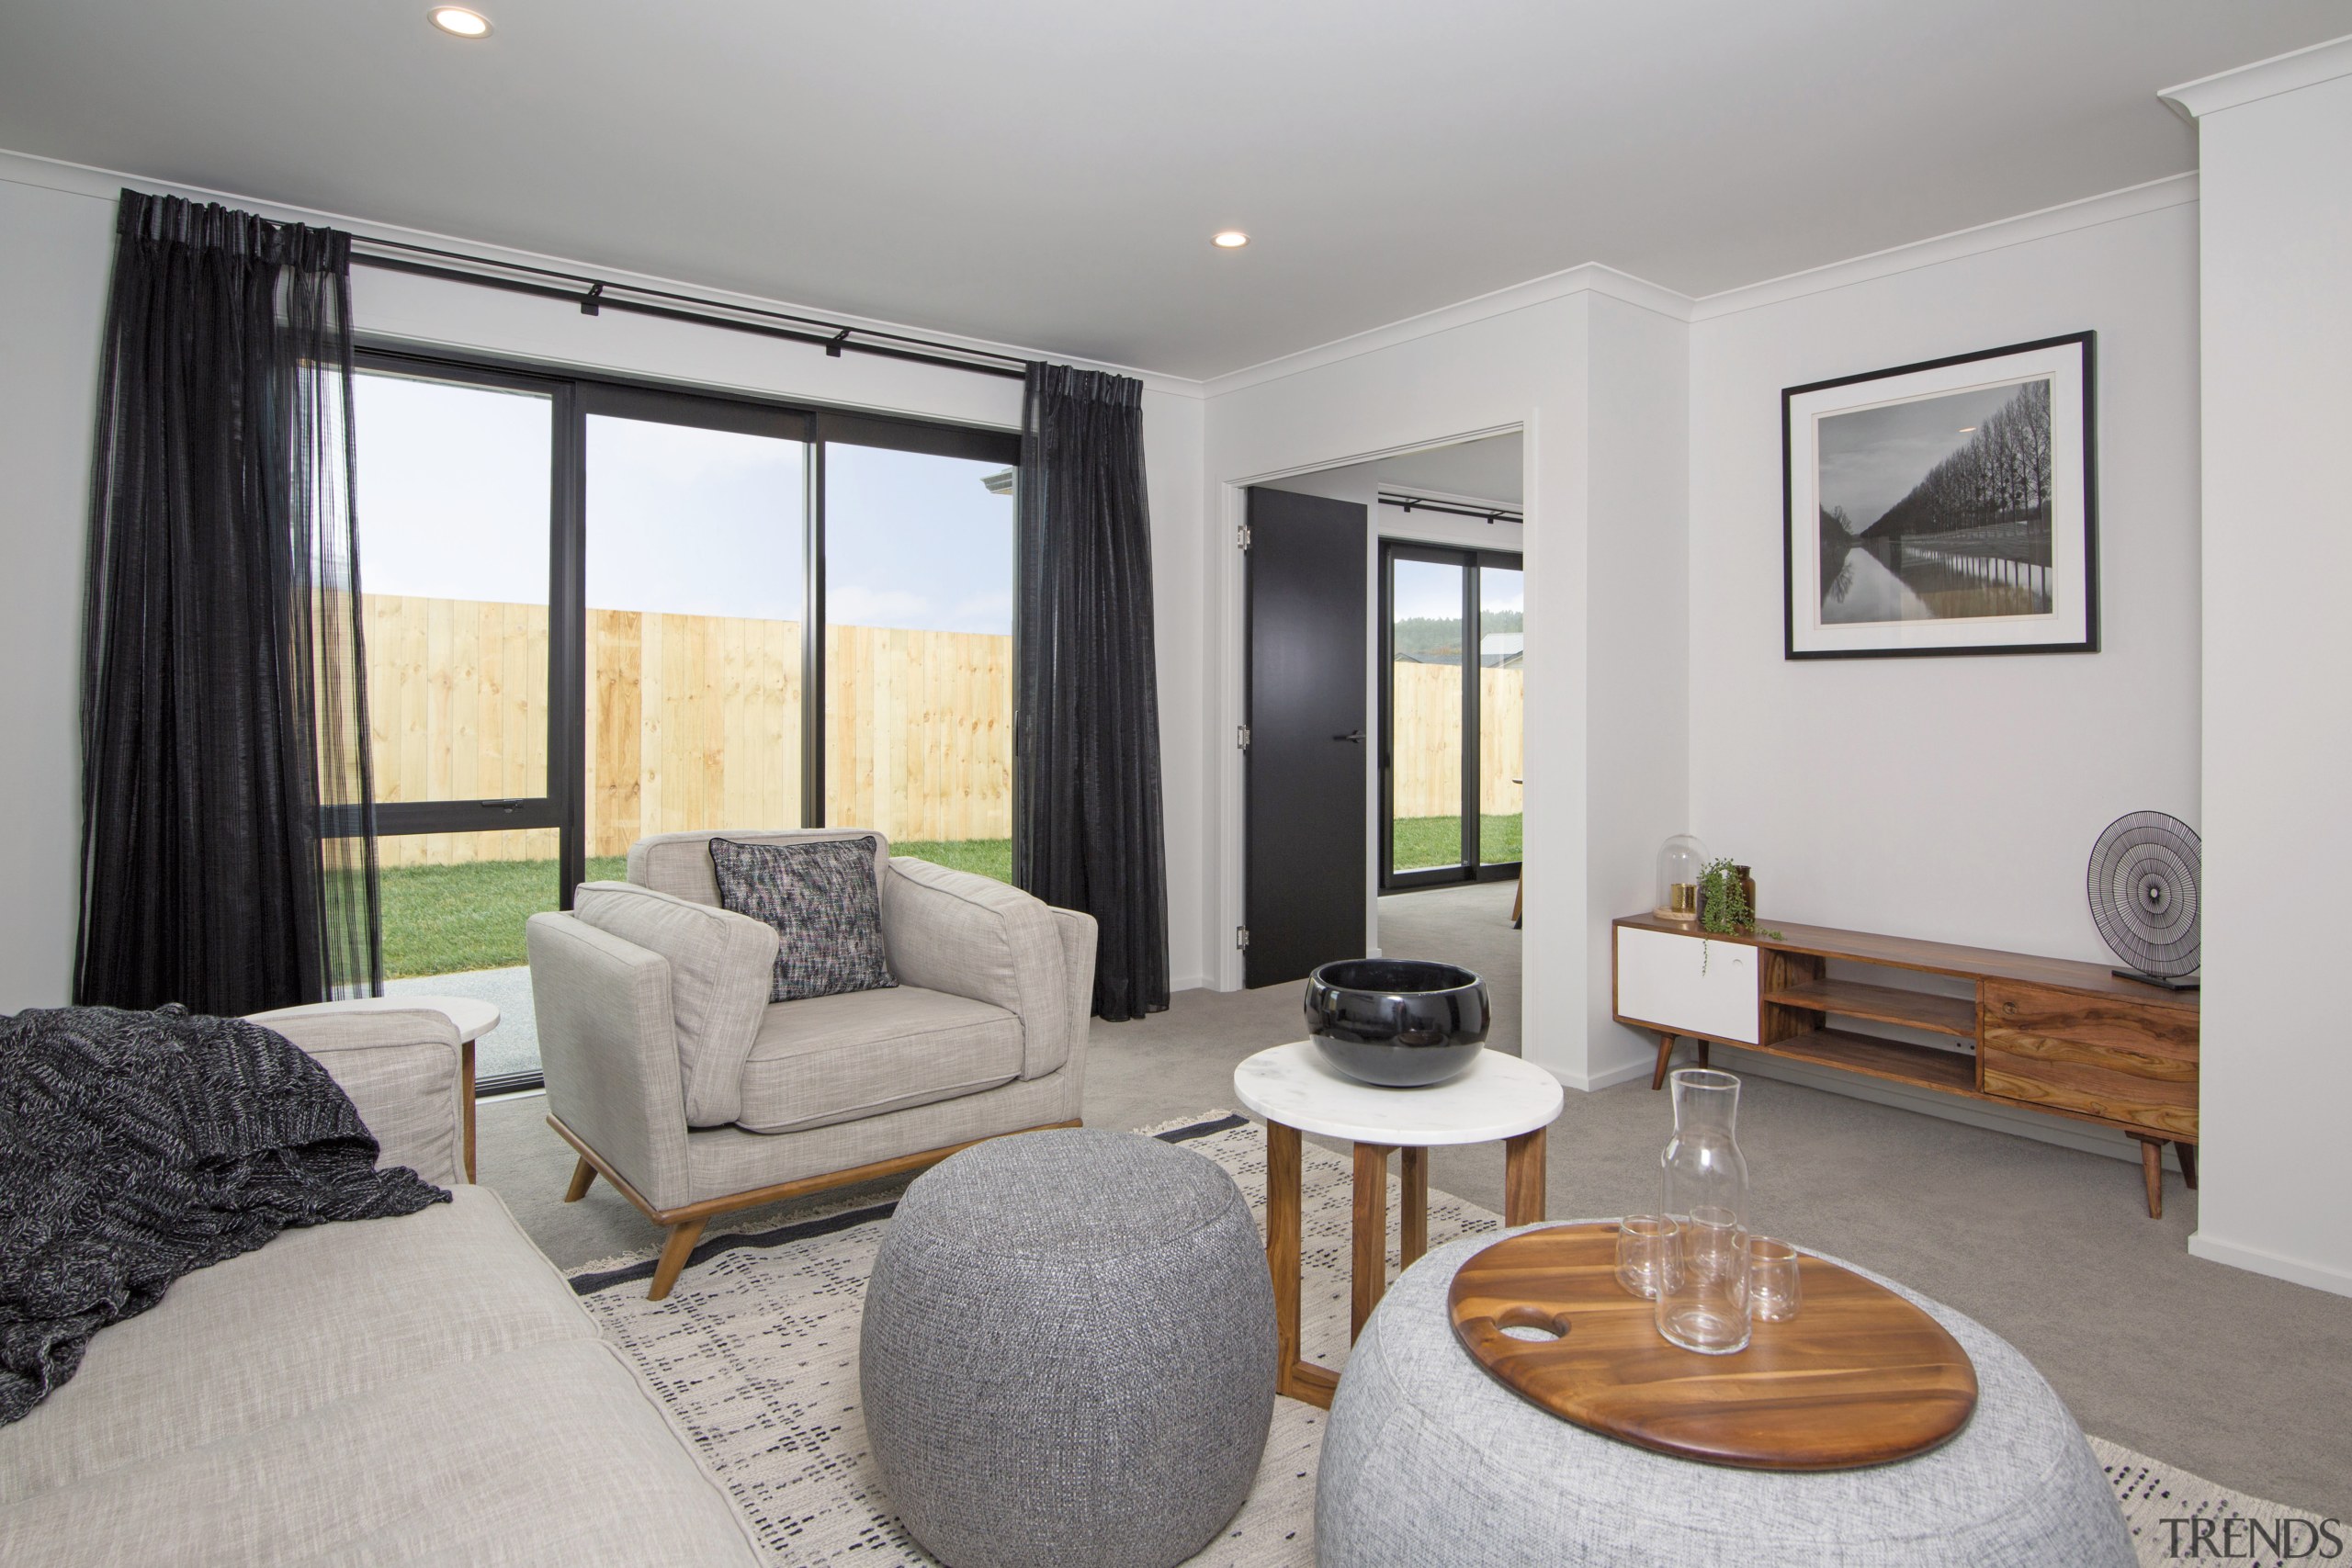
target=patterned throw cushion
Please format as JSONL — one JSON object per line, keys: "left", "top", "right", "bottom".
{"left": 708, "top": 837, "right": 898, "bottom": 1003}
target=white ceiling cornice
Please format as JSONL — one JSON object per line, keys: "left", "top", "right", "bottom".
{"left": 0, "top": 146, "right": 1208, "bottom": 400}
{"left": 2162, "top": 32, "right": 2352, "bottom": 120}
{"left": 1200, "top": 172, "right": 2201, "bottom": 398}
{"left": 0, "top": 146, "right": 2203, "bottom": 403}
{"left": 1686, "top": 172, "right": 2199, "bottom": 322}
{"left": 1200, "top": 263, "right": 1690, "bottom": 400}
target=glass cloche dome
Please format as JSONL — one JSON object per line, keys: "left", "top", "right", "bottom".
{"left": 1656, "top": 834, "right": 1708, "bottom": 921}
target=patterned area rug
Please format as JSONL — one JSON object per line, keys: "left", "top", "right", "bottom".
{"left": 568, "top": 1111, "right": 2324, "bottom": 1568}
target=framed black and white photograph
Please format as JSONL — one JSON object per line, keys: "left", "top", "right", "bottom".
{"left": 1783, "top": 333, "right": 2097, "bottom": 659}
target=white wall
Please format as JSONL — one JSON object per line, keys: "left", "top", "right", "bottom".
{"left": 2172, "top": 40, "right": 2352, "bottom": 1297}
{"left": 1686, "top": 195, "right": 2203, "bottom": 965}
{"left": 1202, "top": 287, "right": 1690, "bottom": 1088}
{"left": 1681, "top": 188, "right": 2205, "bottom": 1155}
{"left": 0, "top": 172, "right": 114, "bottom": 1010}
{"left": 0, "top": 151, "right": 1210, "bottom": 1008}
{"left": 1585, "top": 297, "right": 1694, "bottom": 1086}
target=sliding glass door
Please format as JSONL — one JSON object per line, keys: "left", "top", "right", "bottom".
{"left": 1380, "top": 543, "right": 1524, "bottom": 892}
{"left": 353, "top": 362, "right": 567, "bottom": 1089}
{"left": 345, "top": 348, "right": 1017, "bottom": 1090}
{"left": 583, "top": 388, "right": 810, "bottom": 876}
{"left": 821, "top": 426, "right": 1018, "bottom": 881}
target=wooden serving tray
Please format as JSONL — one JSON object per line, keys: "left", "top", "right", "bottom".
{"left": 1448, "top": 1224, "right": 1978, "bottom": 1471}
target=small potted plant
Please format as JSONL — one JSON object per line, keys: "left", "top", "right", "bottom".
{"left": 1697, "top": 857, "right": 1754, "bottom": 936}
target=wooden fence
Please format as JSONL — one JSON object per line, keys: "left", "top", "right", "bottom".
{"left": 361, "top": 596, "right": 1519, "bottom": 866}
{"left": 366, "top": 595, "right": 1009, "bottom": 864}
{"left": 1391, "top": 661, "right": 1525, "bottom": 818}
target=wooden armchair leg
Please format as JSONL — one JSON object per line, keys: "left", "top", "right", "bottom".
{"left": 649, "top": 1218, "right": 708, "bottom": 1302}
{"left": 563, "top": 1156, "right": 597, "bottom": 1203}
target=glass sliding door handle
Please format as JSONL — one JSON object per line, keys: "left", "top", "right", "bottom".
{"left": 1333, "top": 729, "right": 1365, "bottom": 743}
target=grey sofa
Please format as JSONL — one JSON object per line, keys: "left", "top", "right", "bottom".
{"left": 0, "top": 1008, "right": 758, "bottom": 1567}
{"left": 527, "top": 828, "right": 1097, "bottom": 1299}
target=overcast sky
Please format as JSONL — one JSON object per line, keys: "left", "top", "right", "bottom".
{"left": 1393, "top": 558, "right": 1524, "bottom": 622}
{"left": 1815, "top": 379, "right": 2040, "bottom": 531}
{"left": 354, "top": 371, "right": 1013, "bottom": 634}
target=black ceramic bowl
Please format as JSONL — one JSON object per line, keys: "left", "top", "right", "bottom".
{"left": 1304, "top": 959, "right": 1490, "bottom": 1088}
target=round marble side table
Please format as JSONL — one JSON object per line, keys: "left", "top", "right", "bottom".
{"left": 249, "top": 996, "right": 500, "bottom": 1181}
{"left": 1232, "top": 1042, "right": 1564, "bottom": 1408}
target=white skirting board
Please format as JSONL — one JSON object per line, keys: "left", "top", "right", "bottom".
{"left": 2185, "top": 1232, "right": 2352, "bottom": 1301}
{"left": 1710, "top": 1044, "right": 2180, "bottom": 1171}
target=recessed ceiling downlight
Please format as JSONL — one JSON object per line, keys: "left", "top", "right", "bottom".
{"left": 428, "top": 6, "right": 492, "bottom": 37}
{"left": 1212, "top": 231, "right": 1250, "bottom": 249}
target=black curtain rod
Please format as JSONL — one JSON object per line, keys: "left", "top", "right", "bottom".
{"left": 1379, "top": 491, "right": 1523, "bottom": 525}
{"left": 349, "top": 239, "right": 1031, "bottom": 382}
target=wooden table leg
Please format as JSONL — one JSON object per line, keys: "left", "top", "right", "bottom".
{"left": 1266, "top": 1119, "right": 1304, "bottom": 1389}
{"left": 1263, "top": 1122, "right": 1339, "bottom": 1406}
{"left": 1503, "top": 1127, "right": 1547, "bottom": 1226}
{"left": 1400, "top": 1146, "right": 1429, "bottom": 1269}
{"left": 2132, "top": 1134, "right": 2164, "bottom": 1218}
{"left": 461, "top": 1040, "right": 477, "bottom": 1182}
{"left": 2177, "top": 1142, "right": 2198, "bottom": 1190}
{"left": 1351, "top": 1143, "right": 1395, "bottom": 1341}
{"left": 1650, "top": 1033, "right": 1677, "bottom": 1091}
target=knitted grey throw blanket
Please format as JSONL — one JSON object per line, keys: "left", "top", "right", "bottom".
{"left": 0, "top": 1005, "right": 449, "bottom": 1425}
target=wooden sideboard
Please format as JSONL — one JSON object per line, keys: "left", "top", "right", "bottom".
{"left": 1611, "top": 913, "right": 2199, "bottom": 1218}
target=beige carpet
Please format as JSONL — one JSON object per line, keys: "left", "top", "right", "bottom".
{"left": 563, "top": 1111, "right": 2323, "bottom": 1568}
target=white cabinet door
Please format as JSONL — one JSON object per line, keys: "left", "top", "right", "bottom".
{"left": 1614, "top": 926, "right": 1760, "bottom": 1044}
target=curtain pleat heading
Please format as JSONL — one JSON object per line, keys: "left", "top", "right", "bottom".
{"left": 1012, "top": 364, "right": 1170, "bottom": 1021}
{"left": 75, "top": 189, "right": 379, "bottom": 1014}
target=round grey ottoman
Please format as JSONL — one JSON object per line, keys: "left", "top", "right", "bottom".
{"left": 860, "top": 1128, "right": 1276, "bottom": 1568}
{"left": 1317, "top": 1226, "right": 2134, "bottom": 1567}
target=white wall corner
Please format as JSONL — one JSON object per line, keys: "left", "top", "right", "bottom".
{"left": 2161, "top": 33, "right": 2352, "bottom": 121}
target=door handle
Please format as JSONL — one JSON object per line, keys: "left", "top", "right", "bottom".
{"left": 1333, "top": 729, "right": 1365, "bottom": 743}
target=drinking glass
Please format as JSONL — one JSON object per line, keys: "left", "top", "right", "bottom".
{"left": 1747, "top": 1235, "right": 1802, "bottom": 1323}
{"left": 1615, "top": 1214, "right": 1681, "bottom": 1300}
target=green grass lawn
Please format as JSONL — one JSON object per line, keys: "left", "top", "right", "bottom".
{"left": 892, "top": 838, "right": 1013, "bottom": 883}
{"left": 381, "top": 820, "right": 1521, "bottom": 978}
{"left": 379, "top": 842, "right": 1013, "bottom": 979}
{"left": 1393, "top": 813, "right": 1523, "bottom": 872}
{"left": 379, "top": 855, "right": 625, "bottom": 978}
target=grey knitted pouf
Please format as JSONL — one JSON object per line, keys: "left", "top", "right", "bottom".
{"left": 1317, "top": 1226, "right": 2135, "bottom": 1568}
{"left": 860, "top": 1128, "right": 1277, "bottom": 1568}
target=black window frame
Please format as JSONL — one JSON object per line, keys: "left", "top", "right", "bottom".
{"left": 1378, "top": 539, "right": 1525, "bottom": 894}
{"left": 347, "top": 342, "right": 1020, "bottom": 1093}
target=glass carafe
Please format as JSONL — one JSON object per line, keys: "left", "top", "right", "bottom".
{"left": 1655, "top": 1067, "right": 1751, "bottom": 1354}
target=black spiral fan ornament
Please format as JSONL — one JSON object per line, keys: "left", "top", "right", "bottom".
{"left": 2086, "top": 811, "right": 2201, "bottom": 989}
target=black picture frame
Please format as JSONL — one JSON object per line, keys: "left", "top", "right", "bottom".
{"left": 1781, "top": 332, "right": 2098, "bottom": 660}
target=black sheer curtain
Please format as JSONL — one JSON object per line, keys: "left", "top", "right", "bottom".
{"left": 75, "top": 190, "right": 379, "bottom": 1015}
{"left": 1012, "top": 364, "right": 1169, "bottom": 1021}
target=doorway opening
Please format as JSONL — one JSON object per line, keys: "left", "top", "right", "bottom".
{"left": 1238, "top": 430, "right": 1525, "bottom": 1055}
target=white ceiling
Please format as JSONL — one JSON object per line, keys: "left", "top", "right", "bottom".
{"left": 3, "top": 3, "right": 2346, "bottom": 379}
{"left": 1271, "top": 434, "right": 1526, "bottom": 508}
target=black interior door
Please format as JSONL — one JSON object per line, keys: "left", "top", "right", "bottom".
{"left": 1245, "top": 488, "right": 1368, "bottom": 987}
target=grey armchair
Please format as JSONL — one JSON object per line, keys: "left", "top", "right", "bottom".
{"left": 526, "top": 829, "right": 1096, "bottom": 1298}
